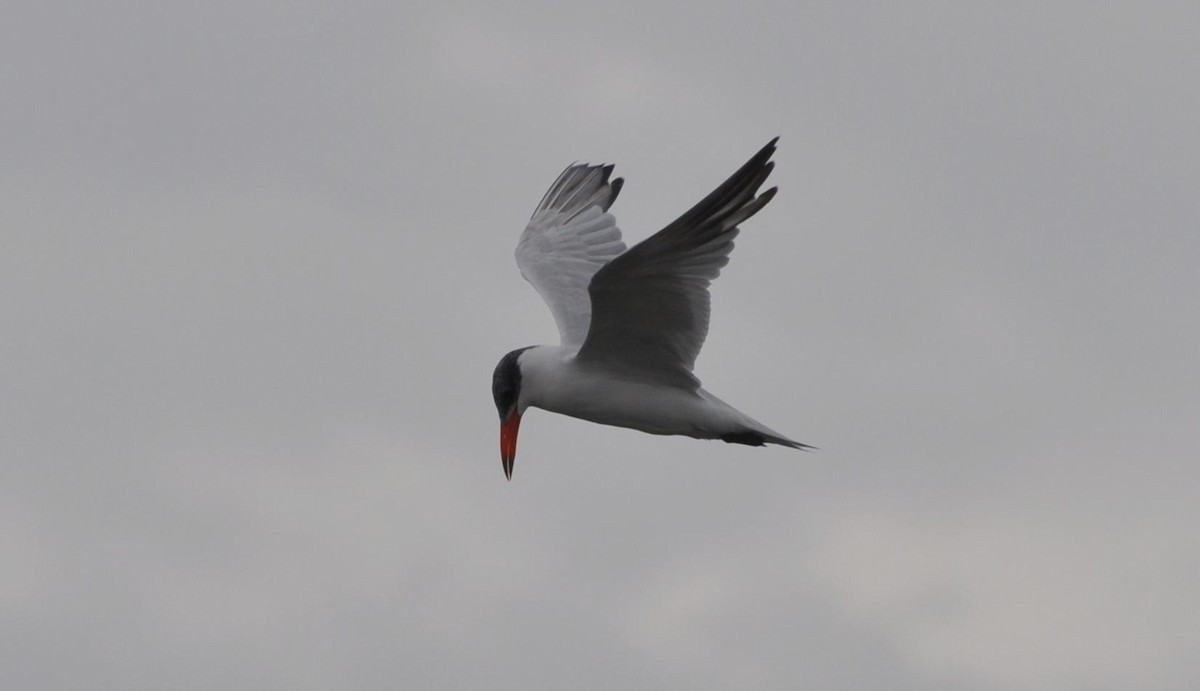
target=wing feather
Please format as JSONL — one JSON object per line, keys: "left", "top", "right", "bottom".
{"left": 515, "top": 163, "right": 626, "bottom": 346}
{"left": 576, "top": 139, "right": 780, "bottom": 388}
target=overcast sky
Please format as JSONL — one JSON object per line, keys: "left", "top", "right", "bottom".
{"left": 3, "top": 2, "right": 1198, "bottom": 690}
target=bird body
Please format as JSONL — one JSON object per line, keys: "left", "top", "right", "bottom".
{"left": 493, "top": 138, "right": 811, "bottom": 479}
{"left": 512, "top": 344, "right": 797, "bottom": 443}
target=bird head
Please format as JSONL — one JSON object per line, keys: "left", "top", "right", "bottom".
{"left": 491, "top": 347, "right": 532, "bottom": 480}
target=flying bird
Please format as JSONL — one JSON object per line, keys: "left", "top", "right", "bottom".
{"left": 492, "top": 138, "right": 811, "bottom": 479}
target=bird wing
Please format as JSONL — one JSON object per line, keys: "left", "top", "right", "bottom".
{"left": 576, "top": 138, "right": 779, "bottom": 389}
{"left": 515, "top": 163, "right": 626, "bottom": 346}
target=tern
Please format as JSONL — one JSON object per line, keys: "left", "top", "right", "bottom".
{"left": 492, "top": 138, "right": 812, "bottom": 479}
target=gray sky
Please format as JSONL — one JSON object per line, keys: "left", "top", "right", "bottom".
{"left": 3, "top": 2, "right": 1198, "bottom": 689}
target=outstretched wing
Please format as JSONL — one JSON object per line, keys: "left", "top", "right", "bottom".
{"left": 515, "top": 164, "right": 626, "bottom": 346}
{"left": 576, "top": 138, "right": 779, "bottom": 389}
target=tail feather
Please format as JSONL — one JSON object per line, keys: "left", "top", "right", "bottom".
{"left": 721, "top": 428, "right": 816, "bottom": 451}
{"left": 699, "top": 388, "right": 815, "bottom": 451}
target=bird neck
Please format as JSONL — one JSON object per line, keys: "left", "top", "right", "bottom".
{"left": 515, "top": 344, "right": 577, "bottom": 412}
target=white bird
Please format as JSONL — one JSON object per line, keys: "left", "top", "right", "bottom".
{"left": 492, "top": 138, "right": 812, "bottom": 479}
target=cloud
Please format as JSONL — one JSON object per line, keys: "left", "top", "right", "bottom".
{"left": 810, "top": 501, "right": 1199, "bottom": 690}
{"left": 2, "top": 2, "right": 1197, "bottom": 690}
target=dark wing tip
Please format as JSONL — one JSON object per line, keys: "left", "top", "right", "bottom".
{"left": 759, "top": 160, "right": 776, "bottom": 182}
{"left": 609, "top": 177, "right": 625, "bottom": 206}
{"left": 639, "top": 138, "right": 781, "bottom": 246}
{"left": 535, "top": 161, "right": 624, "bottom": 217}
{"left": 756, "top": 137, "right": 780, "bottom": 161}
